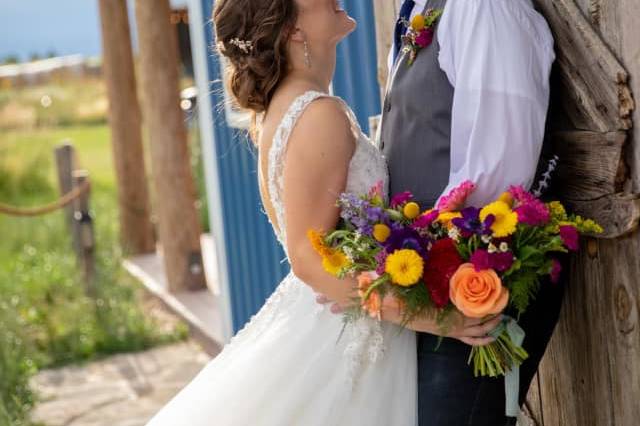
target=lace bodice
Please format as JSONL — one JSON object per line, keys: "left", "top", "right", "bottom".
{"left": 266, "top": 90, "right": 389, "bottom": 254}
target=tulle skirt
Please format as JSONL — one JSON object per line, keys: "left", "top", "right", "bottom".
{"left": 146, "top": 272, "right": 417, "bottom": 426}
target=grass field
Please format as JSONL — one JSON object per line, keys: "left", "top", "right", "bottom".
{"left": 0, "top": 77, "right": 204, "bottom": 425}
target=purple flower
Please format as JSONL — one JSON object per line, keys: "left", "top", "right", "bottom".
{"left": 451, "top": 207, "right": 494, "bottom": 238}
{"left": 470, "top": 249, "right": 514, "bottom": 272}
{"left": 550, "top": 258, "right": 562, "bottom": 283}
{"left": 415, "top": 28, "right": 434, "bottom": 48}
{"left": 390, "top": 191, "right": 413, "bottom": 208}
{"left": 384, "top": 226, "right": 430, "bottom": 258}
{"left": 559, "top": 225, "right": 579, "bottom": 251}
{"left": 375, "top": 250, "right": 388, "bottom": 275}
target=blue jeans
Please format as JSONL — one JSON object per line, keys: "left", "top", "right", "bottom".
{"left": 417, "top": 254, "right": 567, "bottom": 425}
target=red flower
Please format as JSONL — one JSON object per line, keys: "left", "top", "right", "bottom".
{"left": 415, "top": 28, "right": 434, "bottom": 48}
{"left": 423, "top": 238, "right": 463, "bottom": 308}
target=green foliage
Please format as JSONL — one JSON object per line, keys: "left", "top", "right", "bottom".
{"left": 0, "top": 120, "right": 190, "bottom": 424}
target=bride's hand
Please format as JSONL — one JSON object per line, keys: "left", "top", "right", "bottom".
{"left": 382, "top": 300, "right": 502, "bottom": 347}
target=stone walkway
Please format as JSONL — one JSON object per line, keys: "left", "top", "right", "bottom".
{"left": 30, "top": 342, "right": 211, "bottom": 426}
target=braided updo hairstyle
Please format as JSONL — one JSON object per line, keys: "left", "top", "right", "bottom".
{"left": 214, "top": 0, "right": 298, "bottom": 115}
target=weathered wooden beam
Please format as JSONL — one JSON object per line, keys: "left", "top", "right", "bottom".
{"left": 565, "top": 193, "right": 640, "bottom": 238}
{"left": 372, "top": 0, "right": 398, "bottom": 94}
{"left": 533, "top": 0, "right": 635, "bottom": 131}
{"left": 98, "top": 0, "right": 156, "bottom": 255}
{"left": 551, "top": 130, "right": 626, "bottom": 200}
{"left": 135, "top": 0, "right": 206, "bottom": 292}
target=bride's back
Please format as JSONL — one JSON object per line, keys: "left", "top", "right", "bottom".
{"left": 256, "top": 81, "right": 355, "bottom": 242}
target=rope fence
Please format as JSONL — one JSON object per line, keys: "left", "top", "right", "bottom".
{"left": 0, "top": 180, "right": 91, "bottom": 217}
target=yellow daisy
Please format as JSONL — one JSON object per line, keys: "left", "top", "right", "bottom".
{"left": 322, "top": 250, "right": 350, "bottom": 276}
{"left": 480, "top": 201, "right": 518, "bottom": 237}
{"left": 307, "top": 229, "right": 332, "bottom": 257}
{"left": 437, "top": 211, "right": 463, "bottom": 228}
{"left": 385, "top": 249, "right": 424, "bottom": 287}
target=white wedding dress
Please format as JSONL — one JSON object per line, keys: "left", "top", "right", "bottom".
{"left": 146, "top": 91, "right": 417, "bottom": 426}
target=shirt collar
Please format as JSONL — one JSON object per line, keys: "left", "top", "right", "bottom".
{"left": 414, "top": 0, "right": 428, "bottom": 10}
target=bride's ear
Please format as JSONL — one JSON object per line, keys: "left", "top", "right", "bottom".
{"left": 289, "top": 27, "right": 306, "bottom": 43}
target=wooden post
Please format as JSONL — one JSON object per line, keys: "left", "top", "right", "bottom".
{"left": 134, "top": 0, "right": 206, "bottom": 292}
{"left": 372, "top": 0, "right": 398, "bottom": 94}
{"left": 72, "top": 170, "right": 96, "bottom": 296}
{"left": 55, "top": 143, "right": 81, "bottom": 257}
{"left": 97, "top": 0, "right": 155, "bottom": 255}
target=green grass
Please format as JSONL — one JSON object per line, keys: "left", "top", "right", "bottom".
{"left": 0, "top": 119, "right": 208, "bottom": 424}
{"left": 0, "top": 75, "right": 209, "bottom": 425}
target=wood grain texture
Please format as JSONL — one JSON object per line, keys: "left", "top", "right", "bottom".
{"left": 98, "top": 0, "right": 155, "bottom": 255}
{"left": 533, "top": 0, "right": 634, "bottom": 132}
{"left": 566, "top": 193, "right": 640, "bottom": 238}
{"left": 551, "top": 130, "right": 626, "bottom": 200}
{"left": 135, "top": 0, "right": 206, "bottom": 292}
{"left": 372, "top": 0, "right": 398, "bottom": 95}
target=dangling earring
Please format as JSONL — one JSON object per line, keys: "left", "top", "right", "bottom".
{"left": 303, "top": 39, "right": 312, "bottom": 69}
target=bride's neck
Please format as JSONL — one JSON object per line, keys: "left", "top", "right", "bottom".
{"left": 285, "top": 46, "right": 336, "bottom": 93}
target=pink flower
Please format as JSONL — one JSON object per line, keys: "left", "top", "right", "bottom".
{"left": 559, "top": 225, "right": 579, "bottom": 251}
{"left": 390, "top": 191, "right": 413, "bottom": 208}
{"left": 415, "top": 28, "right": 434, "bottom": 48}
{"left": 368, "top": 180, "right": 384, "bottom": 200}
{"left": 509, "top": 185, "right": 550, "bottom": 225}
{"left": 550, "top": 258, "right": 562, "bottom": 283}
{"left": 412, "top": 209, "right": 440, "bottom": 229}
{"left": 436, "top": 180, "right": 476, "bottom": 212}
{"left": 514, "top": 203, "right": 550, "bottom": 226}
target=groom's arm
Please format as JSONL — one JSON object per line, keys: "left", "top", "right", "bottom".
{"left": 434, "top": 0, "right": 556, "bottom": 207}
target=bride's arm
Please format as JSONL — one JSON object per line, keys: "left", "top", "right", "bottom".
{"left": 282, "top": 97, "right": 359, "bottom": 307}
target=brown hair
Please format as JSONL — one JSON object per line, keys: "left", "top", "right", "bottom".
{"left": 213, "top": 0, "right": 298, "bottom": 115}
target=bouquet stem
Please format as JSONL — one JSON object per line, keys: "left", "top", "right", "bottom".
{"left": 468, "top": 329, "right": 529, "bottom": 377}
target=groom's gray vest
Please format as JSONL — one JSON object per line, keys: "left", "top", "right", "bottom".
{"left": 380, "top": 0, "right": 452, "bottom": 208}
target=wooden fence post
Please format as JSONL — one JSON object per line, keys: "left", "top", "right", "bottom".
{"left": 72, "top": 170, "right": 96, "bottom": 296}
{"left": 97, "top": 0, "right": 155, "bottom": 255}
{"left": 55, "top": 143, "right": 81, "bottom": 257}
{"left": 134, "top": 0, "right": 206, "bottom": 292}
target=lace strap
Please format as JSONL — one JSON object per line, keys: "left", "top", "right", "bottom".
{"left": 267, "top": 90, "right": 336, "bottom": 243}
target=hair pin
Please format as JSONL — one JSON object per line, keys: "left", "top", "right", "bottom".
{"left": 228, "top": 37, "right": 254, "bottom": 54}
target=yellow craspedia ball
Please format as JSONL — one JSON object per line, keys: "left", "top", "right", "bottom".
{"left": 480, "top": 201, "right": 518, "bottom": 238}
{"left": 373, "top": 223, "right": 391, "bottom": 242}
{"left": 411, "top": 14, "right": 426, "bottom": 31}
{"left": 403, "top": 202, "right": 421, "bottom": 219}
{"left": 385, "top": 249, "right": 424, "bottom": 287}
{"left": 498, "top": 191, "right": 514, "bottom": 207}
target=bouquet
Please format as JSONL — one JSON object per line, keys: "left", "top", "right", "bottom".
{"left": 308, "top": 180, "right": 602, "bottom": 377}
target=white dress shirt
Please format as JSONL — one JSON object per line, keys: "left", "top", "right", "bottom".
{"left": 387, "top": 0, "right": 555, "bottom": 207}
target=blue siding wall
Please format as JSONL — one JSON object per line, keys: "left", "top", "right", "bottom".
{"left": 334, "top": 0, "right": 382, "bottom": 134}
{"left": 202, "top": 0, "right": 380, "bottom": 333}
{"left": 203, "top": 0, "right": 289, "bottom": 332}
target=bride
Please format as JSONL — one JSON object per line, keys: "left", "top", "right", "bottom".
{"left": 147, "top": 1, "right": 500, "bottom": 424}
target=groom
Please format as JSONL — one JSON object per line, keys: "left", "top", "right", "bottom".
{"left": 324, "top": 0, "right": 566, "bottom": 424}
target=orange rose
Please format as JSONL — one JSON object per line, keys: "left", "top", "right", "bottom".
{"left": 357, "top": 271, "right": 382, "bottom": 318}
{"left": 449, "top": 263, "right": 509, "bottom": 318}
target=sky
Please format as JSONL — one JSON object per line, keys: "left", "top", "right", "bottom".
{"left": 0, "top": 0, "right": 189, "bottom": 62}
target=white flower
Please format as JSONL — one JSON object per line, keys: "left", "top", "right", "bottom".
{"left": 481, "top": 235, "right": 492, "bottom": 244}
{"left": 488, "top": 243, "right": 498, "bottom": 254}
{"left": 499, "top": 242, "right": 509, "bottom": 252}
{"left": 448, "top": 227, "right": 461, "bottom": 242}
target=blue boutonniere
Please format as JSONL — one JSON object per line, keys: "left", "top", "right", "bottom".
{"left": 401, "top": 8, "right": 444, "bottom": 66}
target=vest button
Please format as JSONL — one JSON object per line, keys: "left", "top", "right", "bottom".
{"left": 384, "top": 98, "right": 391, "bottom": 112}
{"left": 380, "top": 140, "right": 385, "bottom": 150}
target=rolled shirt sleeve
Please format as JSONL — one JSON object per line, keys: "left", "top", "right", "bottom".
{"left": 434, "top": 0, "right": 556, "bottom": 207}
